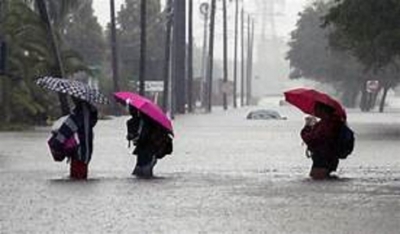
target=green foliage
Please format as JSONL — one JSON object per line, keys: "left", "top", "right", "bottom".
{"left": 286, "top": 1, "right": 368, "bottom": 107}
{"left": 0, "top": 0, "right": 104, "bottom": 127}
{"left": 45, "top": 0, "right": 82, "bottom": 28}
{"left": 287, "top": 2, "right": 363, "bottom": 82}
{"left": 63, "top": 0, "right": 106, "bottom": 67}
{"left": 111, "top": 0, "right": 166, "bottom": 90}
{"left": 325, "top": 0, "right": 400, "bottom": 70}
{"left": 287, "top": 4, "right": 332, "bottom": 81}
{"left": 1, "top": 0, "right": 53, "bottom": 125}
{"left": 324, "top": 0, "right": 400, "bottom": 111}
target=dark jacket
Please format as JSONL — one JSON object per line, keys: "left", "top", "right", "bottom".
{"left": 301, "top": 118, "right": 342, "bottom": 160}
{"left": 74, "top": 103, "right": 98, "bottom": 163}
{"left": 132, "top": 116, "right": 173, "bottom": 159}
{"left": 126, "top": 116, "right": 140, "bottom": 141}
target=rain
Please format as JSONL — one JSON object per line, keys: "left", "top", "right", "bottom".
{"left": 1, "top": 0, "right": 400, "bottom": 233}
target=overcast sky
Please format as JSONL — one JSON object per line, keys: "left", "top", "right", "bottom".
{"left": 92, "top": 0, "right": 124, "bottom": 28}
{"left": 93, "top": 0, "right": 310, "bottom": 37}
{"left": 92, "top": 0, "right": 311, "bottom": 61}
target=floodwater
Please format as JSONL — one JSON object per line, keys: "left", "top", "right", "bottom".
{"left": 0, "top": 99, "right": 399, "bottom": 233}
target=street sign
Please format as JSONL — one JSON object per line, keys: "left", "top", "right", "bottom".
{"left": 366, "top": 80, "right": 379, "bottom": 93}
{"left": 200, "top": 2, "right": 209, "bottom": 15}
{"left": 144, "top": 81, "right": 164, "bottom": 92}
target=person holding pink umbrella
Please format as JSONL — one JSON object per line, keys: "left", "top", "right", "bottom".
{"left": 114, "top": 92, "right": 173, "bottom": 178}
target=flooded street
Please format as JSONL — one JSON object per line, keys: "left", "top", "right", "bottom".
{"left": 1, "top": 102, "right": 400, "bottom": 233}
{"left": 2, "top": 0, "right": 400, "bottom": 232}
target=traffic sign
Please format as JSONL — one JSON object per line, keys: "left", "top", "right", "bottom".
{"left": 366, "top": 80, "right": 379, "bottom": 93}
{"left": 144, "top": 81, "right": 164, "bottom": 92}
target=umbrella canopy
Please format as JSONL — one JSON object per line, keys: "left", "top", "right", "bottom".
{"left": 36, "top": 76, "right": 109, "bottom": 105}
{"left": 113, "top": 91, "right": 173, "bottom": 134}
{"left": 284, "top": 88, "right": 346, "bottom": 120}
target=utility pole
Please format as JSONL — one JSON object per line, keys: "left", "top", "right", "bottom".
{"left": 171, "top": 0, "right": 186, "bottom": 114}
{"left": 233, "top": 0, "right": 239, "bottom": 108}
{"left": 240, "top": 8, "right": 245, "bottom": 107}
{"left": 162, "top": 0, "right": 173, "bottom": 113}
{"left": 246, "top": 15, "right": 251, "bottom": 106}
{"left": 110, "top": 0, "right": 120, "bottom": 94}
{"left": 139, "top": 0, "right": 147, "bottom": 96}
{"left": 254, "top": 0, "right": 285, "bottom": 98}
{"left": 206, "top": 0, "right": 216, "bottom": 112}
{"left": 0, "top": 40, "right": 5, "bottom": 75}
{"left": 249, "top": 19, "right": 255, "bottom": 105}
{"left": 0, "top": 0, "right": 5, "bottom": 75}
{"left": 200, "top": 2, "right": 209, "bottom": 109}
{"left": 246, "top": 15, "right": 254, "bottom": 105}
{"left": 187, "top": 0, "right": 194, "bottom": 113}
{"left": 36, "top": 0, "right": 69, "bottom": 115}
{"left": 222, "top": 0, "right": 228, "bottom": 110}
{"left": 109, "top": 0, "right": 120, "bottom": 115}
{"left": 0, "top": 0, "right": 10, "bottom": 122}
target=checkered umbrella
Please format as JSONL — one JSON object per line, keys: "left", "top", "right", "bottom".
{"left": 36, "top": 76, "right": 109, "bottom": 105}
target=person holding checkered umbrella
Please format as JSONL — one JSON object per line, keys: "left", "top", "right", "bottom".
{"left": 36, "top": 76, "right": 108, "bottom": 179}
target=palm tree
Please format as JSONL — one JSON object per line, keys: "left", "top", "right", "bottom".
{"left": 1, "top": 0, "right": 90, "bottom": 125}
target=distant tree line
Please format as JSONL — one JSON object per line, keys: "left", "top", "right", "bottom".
{"left": 0, "top": 0, "right": 171, "bottom": 129}
{"left": 286, "top": 0, "right": 400, "bottom": 112}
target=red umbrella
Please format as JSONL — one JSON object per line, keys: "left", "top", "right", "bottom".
{"left": 284, "top": 88, "right": 346, "bottom": 120}
{"left": 113, "top": 91, "right": 173, "bottom": 134}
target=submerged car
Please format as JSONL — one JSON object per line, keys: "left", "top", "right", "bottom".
{"left": 246, "top": 109, "right": 287, "bottom": 120}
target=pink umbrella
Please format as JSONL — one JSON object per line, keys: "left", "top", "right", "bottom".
{"left": 113, "top": 91, "right": 173, "bottom": 134}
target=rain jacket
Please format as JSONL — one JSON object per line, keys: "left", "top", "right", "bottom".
{"left": 132, "top": 116, "right": 173, "bottom": 159}
{"left": 301, "top": 118, "right": 342, "bottom": 162}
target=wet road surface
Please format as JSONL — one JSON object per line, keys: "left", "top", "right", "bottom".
{"left": 1, "top": 103, "right": 399, "bottom": 233}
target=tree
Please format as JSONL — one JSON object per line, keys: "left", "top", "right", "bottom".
{"left": 325, "top": 0, "right": 400, "bottom": 70}
{"left": 63, "top": 0, "right": 106, "bottom": 67}
{"left": 325, "top": 0, "right": 400, "bottom": 111}
{"left": 286, "top": 2, "right": 366, "bottom": 107}
{"left": 112, "top": 0, "right": 165, "bottom": 91}
{"left": 0, "top": 0, "right": 96, "bottom": 127}
{"left": 1, "top": 0, "right": 58, "bottom": 125}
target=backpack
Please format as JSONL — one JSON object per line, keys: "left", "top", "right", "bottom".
{"left": 48, "top": 133, "right": 79, "bottom": 161}
{"left": 47, "top": 115, "right": 79, "bottom": 162}
{"left": 336, "top": 123, "right": 355, "bottom": 159}
{"left": 156, "top": 135, "right": 173, "bottom": 159}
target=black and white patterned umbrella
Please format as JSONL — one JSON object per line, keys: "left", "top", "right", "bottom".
{"left": 36, "top": 76, "right": 109, "bottom": 105}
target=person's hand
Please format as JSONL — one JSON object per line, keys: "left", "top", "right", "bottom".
{"left": 305, "top": 116, "right": 317, "bottom": 126}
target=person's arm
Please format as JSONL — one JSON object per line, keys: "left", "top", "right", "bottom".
{"left": 126, "top": 118, "right": 139, "bottom": 141}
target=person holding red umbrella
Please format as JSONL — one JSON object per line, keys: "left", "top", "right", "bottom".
{"left": 300, "top": 102, "right": 343, "bottom": 180}
{"left": 284, "top": 88, "right": 352, "bottom": 179}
